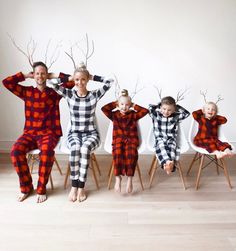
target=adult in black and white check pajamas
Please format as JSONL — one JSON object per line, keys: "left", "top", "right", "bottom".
{"left": 51, "top": 75, "right": 113, "bottom": 188}
{"left": 149, "top": 103, "right": 190, "bottom": 169}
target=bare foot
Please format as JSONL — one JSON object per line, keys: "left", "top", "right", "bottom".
{"left": 77, "top": 188, "right": 87, "bottom": 202}
{"left": 164, "top": 161, "right": 174, "bottom": 175}
{"left": 36, "top": 194, "right": 47, "bottom": 203}
{"left": 126, "top": 177, "right": 133, "bottom": 194}
{"left": 18, "top": 192, "right": 31, "bottom": 202}
{"left": 114, "top": 176, "right": 122, "bottom": 193}
{"left": 69, "top": 187, "right": 78, "bottom": 202}
{"left": 224, "top": 148, "right": 235, "bottom": 158}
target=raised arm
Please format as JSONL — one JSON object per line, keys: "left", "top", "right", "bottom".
{"left": 216, "top": 115, "right": 227, "bottom": 125}
{"left": 93, "top": 76, "right": 114, "bottom": 101}
{"left": 101, "top": 101, "right": 117, "bottom": 120}
{"left": 176, "top": 104, "right": 190, "bottom": 121}
{"left": 2, "top": 72, "right": 33, "bottom": 100}
{"left": 148, "top": 104, "right": 159, "bottom": 119}
{"left": 48, "top": 78, "right": 72, "bottom": 98}
{"left": 133, "top": 104, "right": 149, "bottom": 120}
{"left": 192, "top": 109, "right": 203, "bottom": 121}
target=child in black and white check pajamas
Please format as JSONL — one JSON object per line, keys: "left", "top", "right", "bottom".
{"left": 50, "top": 64, "right": 113, "bottom": 202}
{"left": 149, "top": 96, "right": 190, "bottom": 174}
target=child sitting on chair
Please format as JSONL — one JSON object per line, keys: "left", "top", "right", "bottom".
{"left": 149, "top": 96, "right": 190, "bottom": 174}
{"left": 193, "top": 101, "right": 233, "bottom": 159}
{"left": 101, "top": 89, "right": 148, "bottom": 193}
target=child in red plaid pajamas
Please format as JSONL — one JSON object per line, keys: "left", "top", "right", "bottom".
{"left": 102, "top": 89, "right": 148, "bottom": 193}
{"left": 2, "top": 62, "right": 74, "bottom": 203}
{"left": 193, "top": 102, "right": 234, "bottom": 159}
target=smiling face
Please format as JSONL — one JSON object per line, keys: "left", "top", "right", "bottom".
{"left": 73, "top": 71, "right": 89, "bottom": 92}
{"left": 33, "top": 65, "right": 48, "bottom": 87}
{"left": 203, "top": 102, "right": 217, "bottom": 119}
{"left": 160, "top": 103, "right": 176, "bottom": 118}
{"left": 118, "top": 96, "right": 132, "bottom": 114}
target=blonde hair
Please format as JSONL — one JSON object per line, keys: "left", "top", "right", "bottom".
{"left": 203, "top": 101, "right": 218, "bottom": 113}
{"left": 74, "top": 62, "right": 90, "bottom": 79}
{"left": 118, "top": 89, "right": 131, "bottom": 102}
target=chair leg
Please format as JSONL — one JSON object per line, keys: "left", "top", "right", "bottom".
{"left": 49, "top": 173, "right": 54, "bottom": 190}
{"left": 91, "top": 153, "right": 101, "bottom": 176}
{"left": 195, "top": 155, "right": 205, "bottom": 190}
{"left": 136, "top": 163, "right": 144, "bottom": 191}
{"left": 186, "top": 152, "right": 198, "bottom": 176}
{"left": 148, "top": 155, "right": 157, "bottom": 176}
{"left": 90, "top": 157, "right": 99, "bottom": 190}
{"left": 177, "top": 161, "right": 187, "bottom": 190}
{"left": 149, "top": 157, "right": 158, "bottom": 188}
{"left": 53, "top": 156, "right": 63, "bottom": 175}
{"left": 108, "top": 161, "right": 115, "bottom": 190}
{"left": 215, "top": 156, "right": 219, "bottom": 175}
{"left": 220, "top": 158, "right": 232, "bottom": 189}
{"left": 64, "top": 162, "right": 70, "bottom": 189}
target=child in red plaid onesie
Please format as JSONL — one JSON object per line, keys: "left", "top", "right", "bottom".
{"left": 193, "top": 102, "right": 233, "bottom": 159}
{"left": 102, "top": 89, "right": 148, "bottom": 193}
{"left": 2, "top": 62, "right": 74, "bottom": 203}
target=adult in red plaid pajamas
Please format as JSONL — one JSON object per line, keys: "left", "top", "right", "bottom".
{"left": 193, "top": 102, "right": 233, "bottom": 159}
{"left": 102, "top": 89, "right": 148, "bottom": 193}
{"left": 2, "top": 62, "right": 74, "bottom": 203}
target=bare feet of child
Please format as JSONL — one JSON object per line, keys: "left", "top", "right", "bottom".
{"left": 126, "top": 177, "right": 133, "bottom": 194}
{"left": 114, "top": 176, "right": 122, "bottom": 193}
{"left": 164, "top": 160, "right": 174, "bottom": 174}
{"left": 17, "top": 188, "right": 33, "bottom": 202}
{"left": 77, "top": 188, "right": 87, "bottom": 202}
{"left": 224, "top": 148, "right": 235, "bottom": 158}
{"left": 68, "top": 187, "right": 78, "bottom": 202}
{"left": 36, "top": 194, "right": 47, "bottom": 203}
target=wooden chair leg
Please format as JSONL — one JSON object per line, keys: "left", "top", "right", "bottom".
{"left": 49, "top": 174, "right": 54, "bottom": 190}
{"left": 53, "top": 157, "right": 63, "bottom": 175}
{"left": 195, "top": 155, "right": 205, "bottom": 190}
{"left": 148, "top": 155, "right": 157, "bottom": 176}
{"left": 215, "top": 156, "right": 219, "bottom": 175}
{"left": 108, "top": 161, "right": 115, "bottom": 190}
{"left": 149, "top": 157, "right": 158, "bottom": 188}
{"left": 91, "top": 153, "right": 101, "bottom": 176}
{"left": 220, "top": 158, "right": 232, "bottom": 189}
{"left": 136, "top": 163, "right": 144, "bottom": 191}
{"left": 64, "top": 163, "right": 70, "bottom": 189}
{"left": 177, "top": 161, "right": 187, "bottom": 190}
{"left": 186, "top": 152, "right": 199, "bottom": 176}
{"left": 90, "top": 157, "right": 99, "bottom": 189}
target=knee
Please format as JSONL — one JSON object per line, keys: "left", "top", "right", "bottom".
{"left": 81, "top": 146, "right": 91, "bottom": 155}
{"left": 11, "top": 144, "right": 24, "bottom": 157}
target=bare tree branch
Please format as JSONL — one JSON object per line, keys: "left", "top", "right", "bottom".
{"left": 176, "top": 87, "right": 189, "bottom": 103}
{"left": 200, "top": 90, "right": 208, "bottom": 103}
{"left": 65, "top": 45, "right": 77, "bottom": 70}
{"left": 215, "top": 94, "right": 224, "bottom": 104}
{"left": 153, "top": 85, "right": 162, "bottom": 100}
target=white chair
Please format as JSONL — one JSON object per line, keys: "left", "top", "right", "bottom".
{"left": 147, "top": 123, "right": 188, "bottom": 190}
{"left": 187, "top": 118, "right": 233, "bottom": 190}
{"left": 104, "top": 121, "right": 145, "bottom": 190}
{"left": 60, "top": 121, "right": 101, "bottom": 190}
{"left": 27, "top": 145, "right": 63, "bottom": 190}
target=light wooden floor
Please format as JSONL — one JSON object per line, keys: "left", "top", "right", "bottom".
{"left": 0, "top": 153, "right": 236, "bottom": 251}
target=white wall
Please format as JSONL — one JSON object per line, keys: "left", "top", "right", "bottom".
{"left": 0, "top": 0, "right": 236, "bottom": 153}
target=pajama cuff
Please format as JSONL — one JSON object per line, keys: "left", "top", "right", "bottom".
{"left": 72, "top": 180, "right": 85, "bottom": 188}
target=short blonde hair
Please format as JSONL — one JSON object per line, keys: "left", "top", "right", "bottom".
{"left": 118, "top": 89, "right": 131, "bottom": 102}
{"left": 203, "top": 101, "right": 218, "bottom": 113}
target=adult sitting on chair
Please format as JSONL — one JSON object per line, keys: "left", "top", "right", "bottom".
{"left": 49, "top": 63, "right": 114, "bottom": 202}
{"left": 2, "top": 62, "right": 74, "bottom": 203}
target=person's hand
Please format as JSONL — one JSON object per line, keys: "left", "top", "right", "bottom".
{"left": 24, "top": 72, "right": 34, "bottom": 79}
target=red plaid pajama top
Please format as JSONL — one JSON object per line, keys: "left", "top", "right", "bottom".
{"left": 101, "top": 101, "right": 148, "bottom": 146}
{"left": 192, "top": 109, "right": 232, "bottom": 152}
{"left": 2, "top": 72, "right": 73, "bottom": 137}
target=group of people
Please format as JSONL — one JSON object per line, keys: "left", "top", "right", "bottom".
{"left": 2, "top": 62, "right": 234, "bottom": 203}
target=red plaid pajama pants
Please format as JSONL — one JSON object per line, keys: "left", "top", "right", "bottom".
{"left": 112, "top": 142, "right": 138, "bottom": 176}
{"left": 11, "top": 133, "right": 59, "bottom": 195}
{"left": 194, "top": 138, "right": 232, "bottom": 153}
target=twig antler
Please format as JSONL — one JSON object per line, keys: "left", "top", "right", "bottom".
{"left": 113, "top": 74, "right": 121, "bottom": 99}
{"left": 215, "top": 94, "right": 224, "bottom": 104}
{"left": 176, "top": 88, "right": 189, "bottom": 103}
{"left": 130, "top": 77, "right": 145, "bottom": 99}
{"left": 200, "top": 90, "right": 207, "bottom": 103}
{"left": 153, "top": 85, "right": 162, "bottom": 100}
{"left": 7, "top": 33, "right": 36, "bottom": 67}
{"left": 44, "top": 39, "right": 61, "bottom": 69}
{"left": 65, "top": 34, "right": 95, "bottom": 69}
